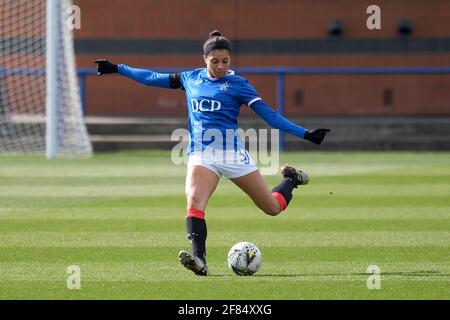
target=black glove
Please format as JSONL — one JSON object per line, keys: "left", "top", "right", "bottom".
{"left": 304, "top": 128, "right": 330, "bottom": 144}
{"left": 94, "top": 59, "right": 118, "bottom": 75}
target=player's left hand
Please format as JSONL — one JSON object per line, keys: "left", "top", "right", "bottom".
{"left": 304, "top": 128, "right": 330, "bottom": 144}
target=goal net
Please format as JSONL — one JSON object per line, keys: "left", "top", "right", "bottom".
{"left": 0, "top": 0, "right": 92, "bottom": 158}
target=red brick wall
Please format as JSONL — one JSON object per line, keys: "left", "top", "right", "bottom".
{"left": 74, "top": 0, "right": 450, "bottom": 38}
{"left": 73, "top": 0, "right": 450, "bottom": 116}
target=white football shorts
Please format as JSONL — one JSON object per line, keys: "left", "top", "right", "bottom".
{"left": 187, "top": 148, "right": 258, "bottom": 179}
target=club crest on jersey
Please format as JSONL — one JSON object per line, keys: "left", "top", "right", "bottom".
{"left": 190, "top": 99, "right": 221, "bottom": 112}
{"left": 220, "top": 82, "right": 231, "bottom": 92}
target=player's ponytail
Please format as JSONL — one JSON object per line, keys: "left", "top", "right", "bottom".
{"left": 203, "top": 30, "right": 231, "bottom": 56}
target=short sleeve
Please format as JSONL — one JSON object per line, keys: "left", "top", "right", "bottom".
{"left": 239, "top": 79, "right": 262, "bottom": 107}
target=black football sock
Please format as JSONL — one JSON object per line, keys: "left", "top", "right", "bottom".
{"left": 271, "top": 178, "right": 297, "bottom": 207}
{"left": 186, "top": 216, "right": 207, "bottom": 264}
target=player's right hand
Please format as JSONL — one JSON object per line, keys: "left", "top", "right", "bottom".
{"left": 94, "top": 59, "right": 118, "bottom": 75}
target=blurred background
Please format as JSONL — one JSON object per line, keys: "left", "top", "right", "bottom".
{"left": 73, "top": 0, "right": 450, "bottom": 151}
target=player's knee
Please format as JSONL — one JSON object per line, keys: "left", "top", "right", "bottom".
{"left": 186, "top": 193, "right": 205, "bottom": 211}
{"left": 262, "top": 203, "right": 281, "bottom": 216}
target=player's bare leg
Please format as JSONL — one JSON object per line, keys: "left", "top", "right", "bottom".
{"left": 231, "top": 170, "right": 281, "bottom": 215}
{"left": 179, "top": 165, "right": 220, "bottom": 276}
{"left": 185, "top": 165, "right": 220, "bottom": 212}
{"left": 231, "top": 165, "right": 308, "bottom": 216}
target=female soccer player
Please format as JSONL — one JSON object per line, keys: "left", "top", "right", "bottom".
{"left": 95, "top": 31, "right": 330, "bottom": 276}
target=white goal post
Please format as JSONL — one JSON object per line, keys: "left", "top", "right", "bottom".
{"left": 0, "top": 0, "right": 92, "bottom": 158}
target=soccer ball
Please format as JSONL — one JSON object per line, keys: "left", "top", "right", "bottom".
{"left": 227, "top": 242, "right": 262, "bottom": 276}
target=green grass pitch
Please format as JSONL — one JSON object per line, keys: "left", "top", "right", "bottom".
{"left": 0, "top": 151, "right": 449, "bottom": 299}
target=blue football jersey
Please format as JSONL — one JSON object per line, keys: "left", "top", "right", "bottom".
{"left": 118, "top": 64, "right": 308, "bottom": 154}
{"left": 180, "top": 68, "right": 261, "bottom": 153}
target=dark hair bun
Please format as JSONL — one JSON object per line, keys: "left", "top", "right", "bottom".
{"left": 203, "top": 30, "right": 231, "bottom": 55}
{"left": 209, "top": 30, "right": 222, "bottom": 38}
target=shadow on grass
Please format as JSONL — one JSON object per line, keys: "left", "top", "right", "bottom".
{"left": 209, "top": 270, "right": 448, "bottom": 277}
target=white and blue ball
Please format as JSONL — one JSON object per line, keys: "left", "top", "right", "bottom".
{"left": 227, "top": 242, "right": 262, "bottom": 276}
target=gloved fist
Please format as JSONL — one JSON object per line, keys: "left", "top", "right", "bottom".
{"left": 94, "top": 59, "right": 118, "bottom": 75}
{"left": 304, "top": 128, "right": 330, "bottom": 144}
